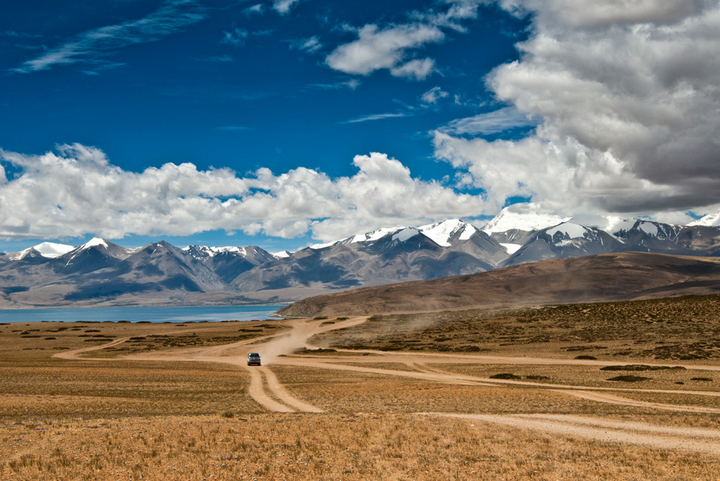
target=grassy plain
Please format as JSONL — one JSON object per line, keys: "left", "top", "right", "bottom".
{"left": 1, "top": 296, "right": 720, "bottom": 479}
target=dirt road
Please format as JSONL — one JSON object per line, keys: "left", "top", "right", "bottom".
{"left": 55, "top": 316, "right": 720, "bottom": 454}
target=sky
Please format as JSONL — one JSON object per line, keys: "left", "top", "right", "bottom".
{"left": 1, "top": 0, "right": 720, "bottom": 254}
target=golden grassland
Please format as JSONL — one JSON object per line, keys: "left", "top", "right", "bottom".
{"left": 1, "top": 297, "right": 720, "bottom": 480}
{"left": 4, "top": 413, "right": 720, "bottom": 480}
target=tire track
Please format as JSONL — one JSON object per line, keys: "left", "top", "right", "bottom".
{"left": 247, "top": 367, "right": 295, "bottom": 413}
{"left": 54, "top": 317, "right": 367, "bottom": 413}
{"left": 53, "top": 337, "right": 129, "bottom": 360}
{"left": 262, "top": 367, "right": 323, "bottom": 413}
{"left": 422, "top": 413, "right": 720, "bottom": 455}
{"left": 52, "top": 317, "right": 720, "bottom": 417}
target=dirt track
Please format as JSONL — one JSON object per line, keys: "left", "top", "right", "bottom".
{"left": 55, "top": 316, "right": 720, "bottom": 455}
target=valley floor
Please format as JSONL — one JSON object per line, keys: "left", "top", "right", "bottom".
{"left": 1, "top": 300, "right": 720, "bottom": 479}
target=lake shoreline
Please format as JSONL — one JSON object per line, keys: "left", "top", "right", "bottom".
{"left": 0, "top": 305, "right": 288, "bottom": 323}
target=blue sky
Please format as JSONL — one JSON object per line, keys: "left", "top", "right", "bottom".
{"left": 2, "top": 1, "right": 720, "bottom": 254}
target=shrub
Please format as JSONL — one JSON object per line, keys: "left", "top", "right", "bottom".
{"left": 490, "top": 373, "right": 521, "bottom": 380}
{"left": 607, "top": 375, "right": 651, "bottom": 382}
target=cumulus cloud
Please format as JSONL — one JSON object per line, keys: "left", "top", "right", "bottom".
{"left": 326, "top": 23, "right": 444, "bottom": 78}
{"left": 434, "top": 0, "right": 720, "bottom": 218}
{"left": 390, "top": 57, "right": 437, "bottom": 80}
{"left": 12, "top": 0, "right": 206, "bottom": 73}
{"left": 324, "top": 1, "right": 490, "bottom": 80}
{"left": 0, "top": 145, "right": 487, "bottom": 242}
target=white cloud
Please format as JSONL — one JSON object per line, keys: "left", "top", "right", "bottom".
{"left": 342, "top": 112, "right": 410, "bottom": 124}
{"left": 326, "top": 23, "right": 444, "bottom": 78}
{"left": 13, "top": 0, "right": 206, "bottom": 73}
{"left": 434, "top": 0, "right": 720, "bottom": 218}
{"left": 390, "top": 58, "right": 437, "bottom": 80}
{"left": 273, "top": 0, "right": 301, "bottom": 15}
{"left": 244, "top": 4, "right": 265, "bottom": 15}
{"left": 324, "top": 1, "right": 490, "bottom": 80}
{"left": 438, "top": 107, "right": 537, "bottom": 135}
{"left": 290, "top": 36, "right": 322, "bottom": 54}
{"left": 421, "top": 86, "right": 449, "bottom": 104}
{"left": 0, "top": 145, "right": 487, "bottom": 242}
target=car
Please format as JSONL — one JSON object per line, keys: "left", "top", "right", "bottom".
{"left": 247, "top": 352, "right": 261, "bottom": 366}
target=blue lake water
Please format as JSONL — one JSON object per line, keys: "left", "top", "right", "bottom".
{"left": 0, "top": 305, "right": 286, "bottom": 324}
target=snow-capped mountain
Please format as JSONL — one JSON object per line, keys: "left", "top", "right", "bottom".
{"left": 7, "top": 242, "right": 75, "bottom": 261}
{"left": 183, "top": 244, "right": 276, "bottom": 283}
{"left": 689, "top": 210, "right": 720, "bottom": 227}
{"left": 482, "top": 206, "right": 570, "bottom": 235}
{"left": 5, "top": 212, "right": 720, "bottom": 308}
{"left": 8, "top": 247, "right": 45, "bottom": 261}
{"left": 56, "top": 238, "right": 134, "bottom": 275}
{"left": 33, "top": 242, "right": 75, "bottom": 258}
{"left": 310, "top": 225, "right": 416, "bottom": 249}
{"left": 612, "top": 219, "right": 681, "bottom": 241}
{"left": 232, "top": 219, "right": 505, "bottom": 295}
{"left": 311, "top": 219, "right": 483, "bottom": 251}
{"left": 184, "top": 245, "right": 250, "bottom": 257}
{"left": 418, "top": 219, "right": 477, "bottom": 247}
{"left": 610, "top": 219, "right": 688, "bottom": 254}
{"left": 503, "top": 221, "right": 624, "bottom": 266}
{"left": 482, "top": 206, "right": 571, "bottom": 253}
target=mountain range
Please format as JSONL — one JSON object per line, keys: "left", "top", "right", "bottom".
{"left": 2, "top": 208, "right": 720, "bottom": 308}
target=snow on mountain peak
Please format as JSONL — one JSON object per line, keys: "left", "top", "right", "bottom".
{"left": 689, "top": 211, "right": 720, "bottom": 227}
{"left": 8, "top": 247, "right": 39, "bottom": 261}
{"left": 310, "top": 226, "right": 412, "bottom": 249}
{"left": 353, "top": 226, "right": 407, "bottom": 244}
{"left": 418, "top": 219, "right": 477, "bottom": 247}
{"left": 638, "top": 221, "right": 659, "bottom": 236}
{"left": 392, "top": 228, "right": 419, "bottom": 243}
{"left": 310, "top": 219, "right": 480, "bottom": 251}
{"left": 309, "top": 240, "right": 340, "bottom": 250}
{"left": 33, "top": 242, "right": 75, "bottom": 258}
{"left": 546, "top": 222, "right": 588, "bottom": 239}
{"left": 482, "top": 207, "right": 570, "bottom": 234}
{"left": 82, "top": 237, "right": 109, "bottom": 250}
{"left": 183, "top": 245, "right": 248, "bottom": 257}
{"left": 607, "top": 218, "right": 638, "bottom": 235}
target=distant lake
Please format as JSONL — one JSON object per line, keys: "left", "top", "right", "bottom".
{"left": 0, "top": 305, "right": 286, "bottom": 324}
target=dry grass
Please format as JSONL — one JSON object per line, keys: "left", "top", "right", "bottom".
{"left": 2, "top": 300, "right": 720, "bottom": 479}
{"left": 433, "top": 363, "right": 720, "bottom": 395}
{"left": 271, "top": 364, "right": 649, "bottom": 416}
{"left": 3, "top": 413, "right": 720, "bottom": 480}
{"left": 313, "top": 294, "right": 720, "bottom": 362}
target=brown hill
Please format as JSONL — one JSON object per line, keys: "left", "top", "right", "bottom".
{"left": 278, "top": 252, "right": 720, "bottom": 317}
